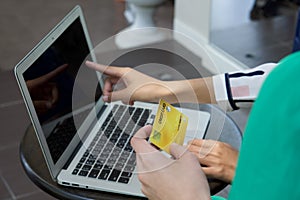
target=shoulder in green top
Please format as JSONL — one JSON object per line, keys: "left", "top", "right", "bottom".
{"left": 226, "top": 52, "right": 300, "bottom": 199}
{"left": 211, "top": 196, "right": 226, "bottom": 200}
{"left": 212, "top": 195, "right": 226, "bottom": 200}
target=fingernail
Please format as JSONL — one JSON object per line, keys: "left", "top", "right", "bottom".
{"left": 103, "top": 96, "right": 109, "bottom": 102}
{"left": 170, "top": 143, "right": 179, "bottom": 148}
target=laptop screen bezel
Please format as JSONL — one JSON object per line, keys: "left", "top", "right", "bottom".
{"left": 14, "top": 5, "right": 104, "bottom": 180}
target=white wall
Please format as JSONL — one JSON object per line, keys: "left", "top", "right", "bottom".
{"left": 173, "top": 0, "right": 248, "bottom": 74}
{"left": 211, "top": 0, "right": 254, "bottom": 31}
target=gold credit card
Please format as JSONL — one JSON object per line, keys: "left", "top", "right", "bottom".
{"left": 150, "top": 99, "right": 188, "bottom": 154}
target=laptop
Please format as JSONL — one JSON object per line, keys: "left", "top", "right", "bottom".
{"left": 14, "top": 5, "right": 210, "bottom": 197}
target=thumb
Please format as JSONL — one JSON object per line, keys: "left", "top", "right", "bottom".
{"left": 131, "top": 125, "right": 158, "bottom": 154}
{"left": 169, "top": 143, "right": 187, "bottom": 160}
{"left": 109, "top": 89, "right": 132, "bottom": 104}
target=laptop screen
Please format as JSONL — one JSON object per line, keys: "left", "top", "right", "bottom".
{"left": 23, "top": 17, "right": 101, "bottom": 164}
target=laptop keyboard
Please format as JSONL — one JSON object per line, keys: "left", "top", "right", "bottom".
{"left": 71, "top": 104, "right": 153, "bottom": 184}
{"left": 47, "top": 110, "right": 88, "bottom": 164}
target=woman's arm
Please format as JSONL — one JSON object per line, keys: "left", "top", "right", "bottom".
{"left": 86, "top": 61, "right": 216, "bottom": 105}
{"left": 86, "top": 61, "right": 277, "bottom": 111}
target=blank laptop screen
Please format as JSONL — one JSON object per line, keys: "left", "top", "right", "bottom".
{"left": 23, "top": 18, "right": 100, "bottom": 163}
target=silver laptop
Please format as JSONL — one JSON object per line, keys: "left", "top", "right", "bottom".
{"left": 14, "top": 6, "right": 210, "bottom": 197}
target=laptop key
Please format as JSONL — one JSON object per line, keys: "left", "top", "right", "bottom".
{"left": 109, "top": 138, "right": 118, "bottom": 143}
{"left": 124, "top": 165, "right": 135, "bottom": 172}
{"left": 98, "top": 169, "right": 111, "bottom": 180}
{"left": 72, "top": 168, "right": 79, "bottom": 175}
{"left": 115, "top": 162, "right": 124, "bottom": 170}
{"left": 121, "top": 171, "right": 132, "bottom": 178}
{"left": 104, "top": 164, "right": 113, "bottom": 170}
{"left": 86, "top": 159, "right": 95, "bottom": 165}
{"left": 118, "top": 177, "right": 130, "bottom": 184}
{"left": 93, "top": 163, "right": 103, "bottom": 170}
{"left": 116, "top": 142, "right": 125, "bottom": 149}
{"left": 88, "top": 169, "right": 100, "bottom": 178}
{"left": 100, "top": 153, "right": 109, "bottom": 160}
{"left": 97, "top": 159, "right": 106, "bottom": 165}
{"left": 82, "top": 165, "right": 92, "bottom": 171}
{"left": 108, "top": 169, "right": 121, "bottom": 182}
{"left": 127, "top": 158, "right": 136, "bottom": 166}
{"left": 78, "top": 170, "right": 89, "bottom": 177}
{"left": 120, "top": 134, "right": 129, "bottom": 140}
{"left": 111, "top": 148, "right": 121, "bottom": 156}
{"left": 128, "top": 107, "right": 135, "bottom": 115}
{"left": 76, "top": 163, "right": 82, "bottom": 169}
{"left": 108, "top": 155, "right": 118, "bottom": 162}
{"left": 89, "top": 154, "right": 97, "bottom": 159}
{"left": 102, "top": 149, "right": 111, "bottom": 155}
{"left": 121, "top": 151, "right": 130, "bottom": 158}
{"left": 118, "top": 139, "right": 127, "bottom": 145}
{"left": 79, "top": 157, "right": 86, "bottom": 163}
{"left": 124, "top": 144, "right": 133, "bottom": 152}
{"left": 83, "top": 151, "right": 89, "bottom": 157}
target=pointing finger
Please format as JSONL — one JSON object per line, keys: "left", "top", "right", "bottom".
{"left": 86, "top": 61, "right": 125, "bottom": 77}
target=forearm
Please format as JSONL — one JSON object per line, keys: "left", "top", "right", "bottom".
{"left": 162, "top": 77, "right": 216, "bottom": 104}
{"left": 142, "top": 63, "right": 276, "bottom": 110}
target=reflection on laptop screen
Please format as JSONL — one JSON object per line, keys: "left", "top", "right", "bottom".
{"left": 23, "top": 18, "right": 100, "bottom": 164}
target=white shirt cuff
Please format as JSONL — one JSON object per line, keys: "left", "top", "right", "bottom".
{"left": 212, "top": 63, "right": 277, "bottom": 111}
{"left": 212, "top": 74, "right": 232, "bottom": 111}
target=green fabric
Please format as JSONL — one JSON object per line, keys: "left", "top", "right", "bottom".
{"left": 228, "top": 52, "right": 300, "bottom": 199}
{"left": 211, "top": 195, "right": 226, "bottom": 200}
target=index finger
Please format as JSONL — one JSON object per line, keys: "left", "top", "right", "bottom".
{"left": 188, "top": 139, "right": 216, "bottom": 149}
{"left": 85, "top": 61, "right": 125, "bottom": 77}
{"left": 188, "top": 139, "right": 205, "bottom": 146}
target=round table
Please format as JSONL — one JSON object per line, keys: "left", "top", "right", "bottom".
{"left": 19, "top": 104, "right": 242, "bottom": 199}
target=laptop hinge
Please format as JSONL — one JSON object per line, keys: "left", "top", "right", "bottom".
{"left": 63, "top": 140, "right": 82, "bottom": 169}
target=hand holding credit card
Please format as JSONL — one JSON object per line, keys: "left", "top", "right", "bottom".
{"left": 149, "top": 99, "right": 188, "bottom": 154}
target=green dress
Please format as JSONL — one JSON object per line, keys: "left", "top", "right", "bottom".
{"left": 213, "top": 52, "right": 300, "bottom": 200}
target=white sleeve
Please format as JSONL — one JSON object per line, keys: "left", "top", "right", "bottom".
{"left": 212, "top": 63, "right": 277, "bottom": 111}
